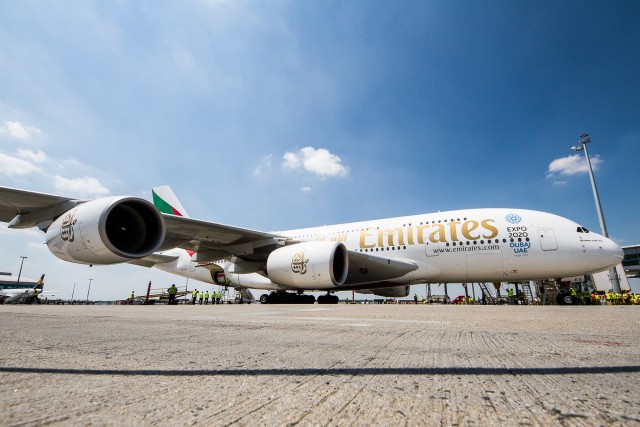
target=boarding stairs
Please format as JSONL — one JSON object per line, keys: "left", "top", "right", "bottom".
{"left": 519, "top": 282, "right": 534, "bottom": 304}
{"left": 537, "top": 280, "right": 559, "bottom": 305}
{"left": 477, "top": 283, "right": 497, "bottom": 304}
{"left": 237, "top": 288, "right": 255, "bottom": 303}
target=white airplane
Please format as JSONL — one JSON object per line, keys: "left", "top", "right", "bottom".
{"left": 0, "top": 185, "right": 623, "bottom": 304}
{"left": 0, "top": 273, "right": 45, "bottom": 301}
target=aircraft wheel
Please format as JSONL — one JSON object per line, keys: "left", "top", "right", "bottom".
{"left": 266, "top": 292, "right": 281, "bottom": 304}
{"left": 259, "top": 294, "right": 269, "bottom": 304}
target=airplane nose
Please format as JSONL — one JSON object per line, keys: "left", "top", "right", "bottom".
{"left": 604, "top": 237, "right": 624, "bottom": 264}
{"left": 580, "top": 233, "right": 623, "bottom": 273}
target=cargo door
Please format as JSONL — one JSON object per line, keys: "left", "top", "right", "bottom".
{"left": 425, "top": 241, "right": 440, "bottom": 257}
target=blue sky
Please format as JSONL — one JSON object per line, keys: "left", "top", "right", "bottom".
{"left": 1, "top": 1, "right": 639, "bottom": 300}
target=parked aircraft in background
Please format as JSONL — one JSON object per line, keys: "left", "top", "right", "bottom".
{"left": 0, "top": 185, "right": 623, "bottom": 304}
{"left": 0, "top": 273, "right": 44, "bottom": 302}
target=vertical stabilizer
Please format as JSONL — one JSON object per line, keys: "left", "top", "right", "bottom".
{"left": 152, "top": 186, "right": 190, "bottom": 217}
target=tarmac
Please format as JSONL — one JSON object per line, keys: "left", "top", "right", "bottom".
{"left": 1, "top": 303, "right": 639, "bottom": 426}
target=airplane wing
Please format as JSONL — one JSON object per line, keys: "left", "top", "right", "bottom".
{"left": 0, "top": 186, "right": 417, "bottom": 284}
{"left": 128, "top": 253, "right": 180, "bottom": 268}
{"left": 158, "top": 214, "right": 286, "bottom": 260}
{"left": 0, "top": 186, "right": 84, "bottom": 230}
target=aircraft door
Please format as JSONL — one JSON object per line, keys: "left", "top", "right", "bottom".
{"left": 538, "top": 229, "right": 558, "bottom": 251}
{"left": 425, "top": 241, "right": 440, "bottom": 257}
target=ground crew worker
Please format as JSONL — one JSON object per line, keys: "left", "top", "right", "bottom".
{"left": 199, "top": 290, "right": 204, "bottom": 304}
{"left": 204, "top": 290, "right": 210, "bottom": 305}
{"left": 507, "top": 288, "right": 514, "bottom": 305}
{"left": 413, "top": 293, "right": 418, "bottom": 304}
{"left": 214, "top": 291, "right": 221, "bottom": 304}
{"left": 33, "top": 288, "right": 40, "bottom": 304}
{"left": 168, "top": 284, "right": 177, "bottom": 305}
{"left": 130, "top": 291, "right": 135, "bottom": 305}
{"left": 192, "top": 289, "right": 198, "bottom": 305}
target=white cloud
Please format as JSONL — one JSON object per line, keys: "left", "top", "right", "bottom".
{"left": 301, "top": 186, "right": 312, "bottom": 192}
{"left": 282, "top": 147, "right": 348, "bottom": 178}
{"left": 547, "top": 154, "right": 602, "bottom": 177}
{"left": 53, "top": 176, "right": 110, "bottom": 197}
{"left": 17, "top": 148, "right": 47, "bottom": 163}
{"left": 3, "top": 121, "right": 42, "bottom": 140}
{"left": 282, "top": 152, "right": 301, "bottom": 170}
{"left": 0, "top": 152, "right": 42, "bottom": 176}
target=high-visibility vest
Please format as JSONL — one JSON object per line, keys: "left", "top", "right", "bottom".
{"left": 192, "top": 290, "right": 197, "bottom": 298}
{"left": 205, "top": 292, "right": 209, "bottom": 299}
{"left": 169, "top": 286, "right": 177, "bottom": 295}
{"left": 130, "top": 292, "right": 134, "bottom": 299}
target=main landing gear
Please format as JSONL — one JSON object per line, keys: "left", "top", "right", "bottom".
{"left": 317, "top": 293, "right": 339, "bottom": 304}
{"left": 258, "top": 291, "right": 341, "bottom": 304}
{"left": 259, "top": 291, "right": 315, "bottom": 304}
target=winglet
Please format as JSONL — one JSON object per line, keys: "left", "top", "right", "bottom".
{"left": 152, "top": 186, "right": 190, "bottom": 217}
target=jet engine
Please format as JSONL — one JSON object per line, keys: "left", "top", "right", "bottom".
{"left": 45, "top": 196, "right": 165, "bottom": 265}
{"left": 266, "top": 241, "right": 348, "bottom": 289}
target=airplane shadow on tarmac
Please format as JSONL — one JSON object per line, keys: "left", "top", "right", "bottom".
{"left": 2, "top": 366, "right": 640, "bottom": 376}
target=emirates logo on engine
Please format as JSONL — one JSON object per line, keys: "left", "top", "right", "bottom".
{"left": 60, "top": 212, "right": 78, "bottom": 242}
{"left": 291, "top": 251, "right": 309, "bottom": 275}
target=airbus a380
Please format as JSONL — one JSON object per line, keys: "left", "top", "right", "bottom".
{"left": 0, "top": 185, "right": 623, "bottom": 304}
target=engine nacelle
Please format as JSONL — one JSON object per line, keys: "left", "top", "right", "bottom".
{"left": 45, "top": 196, "right": 165, "bottom": 265}
{"left": 370, "top": 285, "right": 411, "bottom": 298}
{"left": 266, "top": 241, "right": 348, "bottom": 289}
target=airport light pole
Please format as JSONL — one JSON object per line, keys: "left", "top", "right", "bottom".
{"left": 570, "top": 132, "right": 621, "bottom": 293}
{"left": 86, "top": 279, "right": 93, "bottom": 302}
{"left": 72, "top": 283, "right": 77, "bottom": 300}
{"left": 16, "top": 256, "right": 27, "bottom": 286}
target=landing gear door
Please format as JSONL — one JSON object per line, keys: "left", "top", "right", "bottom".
{"left": 538, "top": 229, "right": 558, "bottom": 251}
{"left": 425, "top": 241, "right": 440, "bottom": 257}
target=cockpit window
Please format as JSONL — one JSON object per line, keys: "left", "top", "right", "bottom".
{"left": 576, "top": 226, "right": 590, "bottom": 233}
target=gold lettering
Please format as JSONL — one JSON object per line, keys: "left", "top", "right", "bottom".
{"left": 406, "top": 226, "right": 414, "bottom": 245}
{"left": 416, "top": 224, "right": 430, "bottom": 244}
{"left": 461, "top": 220, "right": 480, "bottom": 240}
{"left": 481, "top": 219, "right": 498, "bottom": 239}
{"left": 378, "top": 228, "right": 405, "bottom": 247}
{"left": 429, "top": 224, "right": 446, "bottom": 243}
{"left": 359, "top": 229, "right": 375, "bottom": 248}
{"left": 448, "top": 221, "right": 461, "bottom": 242}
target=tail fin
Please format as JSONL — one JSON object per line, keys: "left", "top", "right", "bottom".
{"left": 152, "top": 186, "right": 190, "bottom": 217}
{"left": 34, "top": 274, "right": 44, "bottom": 291}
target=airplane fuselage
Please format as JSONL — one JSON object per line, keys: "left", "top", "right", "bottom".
{"left": 155, "top": 208, "right": 622, "bottom": 291}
